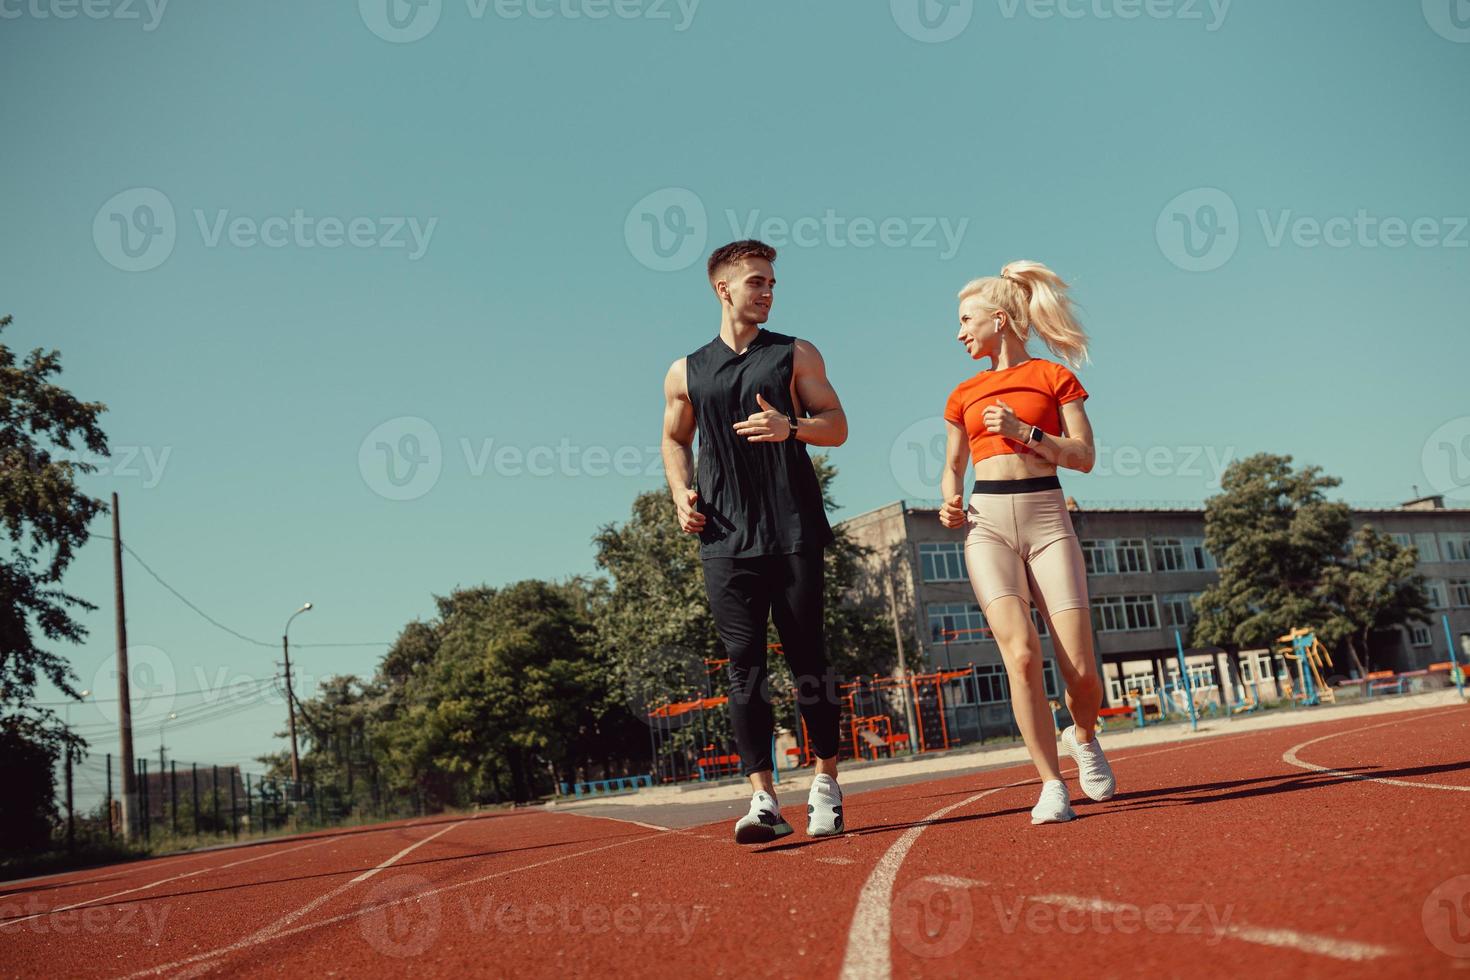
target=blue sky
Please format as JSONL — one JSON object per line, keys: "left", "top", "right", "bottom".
{"left": 3, "top": 1, "right": 1468, "bottom": 788}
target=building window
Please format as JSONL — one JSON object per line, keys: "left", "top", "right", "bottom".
{"left": 1408, "top": 623, "right": 1432, "bottom": 648}
{"left": 953, "top": 660, "right": 1059, "bottom": 704}
{"left": 1443, "top": 534, "right": 1470, "bottom": 562}
{"left": 1391, "top": 532, "right": 1414, "bottom": 553}
{"left": 1184, "top": 537, "right": 1217, "bottom": 570}
{"left": 1080, "top": 539, "right": 1116, "bottom": 576}
{"left": 1091, "top": 594, "right": 1160, "bottom": 633}
{"left": 928, "top": 602, "right": 988, "bottom": 644}
{"left": 1152, "top": 539, "right": 1186, "bottom": 572}
{"left": 1115, "top": 539, "right": 1150, "bottom": 574}
{"left": 1451, "top": 581, "right": 1470, "bottom": 608}
{"left": 1415, "top": 532, "right": 1442, "bottom": 563}
{"left": 1167, "top": 662, "right": 1218, "bottom": 691}
{"left": 1159, "top": 592, "right": 1200, "bottom": 630}
{"left": 1427, "top": 580, "right": 1448, "bottom": 609}
{"left": 919, "top": 541, "right": 967, "bottom": 582}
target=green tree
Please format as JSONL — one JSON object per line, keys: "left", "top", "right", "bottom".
{"left": 1193, "top": 454, "right": 1351, "bottom": 660}
{"left": 0, "top": 314, "right": 109, "bottom": 851}
{"left": 1317, "top": 525, "right": 1432, "bottom": 675}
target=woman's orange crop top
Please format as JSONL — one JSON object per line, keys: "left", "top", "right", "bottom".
{"left": 943, "top": 358, "right": 1088, "bottom": 466}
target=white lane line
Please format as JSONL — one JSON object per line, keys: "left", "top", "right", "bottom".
{"left": 557, "top": 810, "right": 671, "bottom": 832}
{"left": 1028, "top": 894, "right": 1392, "bottom": 962}
{"left": 0, "top": 838, "right": 330, "bottom": 929}
{"left": 134, "top": 820, "right": 467, "bottom": 980}
{"left": 1282, "top": 716, "right": 1470, "bottom": 791}
{"left": 817, "top": 857, "right": 856, "bottom": 866}
{"left": 118, "top": 822, "right": 669, "bottom": 979}
{"left": 351, "top": 822, "right": 465, "bottom": 884}
{"left": 837, "top": 733, "right": 1258, "bottom": 980}
{"left": 924, "top": 874, "right": 985, "bottom": 889}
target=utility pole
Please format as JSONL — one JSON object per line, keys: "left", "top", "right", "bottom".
{"left": 283, "top": 603, "right": 312, "bottom": 797}
{"left": 885, "top": 564, "right": 919, "bottom": 749}
{"left": 112, "top": 492, "right": 138, "bottom": 840}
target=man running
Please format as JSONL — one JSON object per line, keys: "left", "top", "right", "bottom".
{"left": 660, "top": 239, "right": 848, "bottom": 844}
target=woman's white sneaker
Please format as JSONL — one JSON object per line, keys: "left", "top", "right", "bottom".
{"left": 1061, "top": 725, "right": 1116, "bottom": 801}
{"left": 806, "top": 774, "right": 844, "bottom": 837}
{"left": 734, "top": 791, "right": 793, "bottom": 845}
{"left": 1030, "top": 780, "right": 1075, "bottom": 825}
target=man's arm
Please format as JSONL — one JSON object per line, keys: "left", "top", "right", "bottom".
{"left": 789, "top": 339, "right": 848, "bottom": 447}
{"left": 661, "top": 358, "right": 706, "bottom": 533}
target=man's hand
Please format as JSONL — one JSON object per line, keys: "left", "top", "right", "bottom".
{"left": 982, "top": 399, "right": 1025, "bottom": 441}
{"left": 675, "top": 488, "right": 706, "bottom": 534}
{"left": 732, "top": 392, "right": 793, "bottom": 443}
{"left": 939, "top": 494, "right": 967, "bottom": 529}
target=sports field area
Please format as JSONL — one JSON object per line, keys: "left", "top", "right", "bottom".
{"left": 3, "top": 694, "right": 1465, "bottom": 978}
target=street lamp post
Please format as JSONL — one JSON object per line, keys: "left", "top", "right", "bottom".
{"left": 283, "top": 603, "right": 313, "bottom": 797}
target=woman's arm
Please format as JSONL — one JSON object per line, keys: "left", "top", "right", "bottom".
{"left": 982, "top": 398, "right": 1096, "bottom": 474}
{"left": 938, "top": 420, "right": 969, "bottom": 528}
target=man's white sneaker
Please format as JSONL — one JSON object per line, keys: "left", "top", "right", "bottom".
{"left": 806, "top": 774, "right": 844, "bottom": 837}
{"left": 1061, "top": 725, "right": 1116, "bottom": 802}
{"left": 734, "top": 791, "right": 793, "bottom": 845}
{"left": 1030, "top": 779, "right": 1076, "bottom": 825}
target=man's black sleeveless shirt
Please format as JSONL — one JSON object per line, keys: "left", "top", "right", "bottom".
{"left": 686, "top": 330, "right": 834, "bottom": 560}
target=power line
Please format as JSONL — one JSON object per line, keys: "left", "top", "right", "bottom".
{"left": 32, "top": 676, "right": 275, "bottom": 707}
{"left": 90, "top": 533, "right": 392, "bottom": 649}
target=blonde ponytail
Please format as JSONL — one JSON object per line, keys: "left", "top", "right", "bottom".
{"left": 957, "top": 260, "right": 1090, "bottom": 367}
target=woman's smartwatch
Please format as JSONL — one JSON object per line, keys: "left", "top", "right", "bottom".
{"left": 786, "top": 413, "right": 800, "bottom": 439}
{"left": 1026, "top": 425, "right": 1043, "bottom": 445}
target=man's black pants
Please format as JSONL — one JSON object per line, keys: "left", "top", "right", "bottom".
{"left": 701, "top": 547, "right": 841, "bottom": 776}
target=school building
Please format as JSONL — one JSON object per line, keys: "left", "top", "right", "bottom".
{"left": 837, "top": 491, "right": 1470, "bottom": 731}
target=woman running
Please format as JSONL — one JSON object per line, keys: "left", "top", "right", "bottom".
{"left": 938, "top": 261, "right": 1113, "bottom": 824}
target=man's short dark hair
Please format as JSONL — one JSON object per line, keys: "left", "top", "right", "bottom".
{"left": 707, "top": 240, "right": 777, "bottom": 283}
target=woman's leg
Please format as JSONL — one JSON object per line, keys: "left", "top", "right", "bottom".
{"left": 985, "top": 594, "right": 1063, "bottom": 782}
{"left": 1020, "top": 498, "right": 1101, "bottom": 740}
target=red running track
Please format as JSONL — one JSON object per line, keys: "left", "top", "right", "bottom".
{"left": 1, "top": 704, "right": 1467, "bottom": 978}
